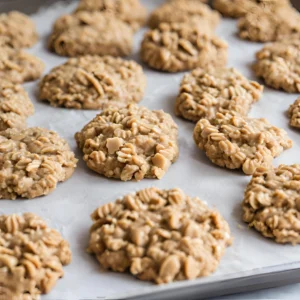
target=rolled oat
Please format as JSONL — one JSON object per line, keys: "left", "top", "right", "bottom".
{"left": 289, "top": 98, "right": 300, "bottom": 128}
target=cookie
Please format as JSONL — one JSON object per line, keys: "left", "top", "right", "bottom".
{"left": 88, "top": 187, "right": 232, "bottom": 284}
{"left": 48, "top": 11, "right": 133, "bottom": 57}
{"left": 0, "top": 81, "right": 34, "bottom": 131}
{"left": 39, "top": 55, "right": 146, "bottom": 109}
{"left": 74, "top": 0, "right": 147, "bottom": 31}
{"left": 238, "top": 5, "right": 300, "bottom": 42}
{"left": 254, "top": 38, "right": 300, "bottom": 93}
{"left": 175, "top": 67, "right": 263, "bottom": 122}
{"left": 193, "top": 113, "right": 293, "bottom": 175}
{"left": 148, "top": 0, "right": 220, "bottom": 29}
{"left": 243, "top": 164, "right": 300, "bottom": 244}
{"left": 0, "top": 46, "right": 44, "bottom": 84}
{"left": 0, "top": 127, "right": 77, "bottom": 200}
{"left": 0, "top": 213, "right": 71, "bottom": 298}
{"left": 141, "top": 23, "right": 228, "bottom": 73}
{"left": 75, "top": 104, "right": 178, "bottom": 181}
{"left": 289, "top": 98, "right": 300, "bottom": 128}
{"left": 0, "top": 11, "right": 38, "bottom": 48}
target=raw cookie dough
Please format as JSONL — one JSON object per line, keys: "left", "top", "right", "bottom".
{"left": 0, "top": 81, "right": 34, "bottom": 131}
{"left": 0, "top": 11, "right": 38, "bottom": 48}
{"left": 0, "top": 127, "right": 78, "bottom": 200}
{"left": 0, "top": 46, "right": 44, "bottom": 84}
{"left": 289, "top": 98, "right": 300, "bottom": 128}
{"left": 243, "top": 164, "right": 300, "bottom": 244}
{"left": 48, "top": 11, "right": 133, "bottom": 57}
{"left": 0, "top": 213, "right": 72, "bottom": 298}
{"left": 193, "top": 113, "right": 293, "bottom": 175}
{"left": 87, "top": 187, "right": 232, "bottom": 284}
{"left": 254, "top": 38, "right": 300, "bottom": 93}
{"left": 75, "top": 104, "right": 178, "bottom": 181}
{"left": 148, "top": 0, "right": 220, "bottom": 29}
{"left": 74, "top": 0, "right": 147, "bottom": 31}
{"left": 238, "top": 5, "right": 300, "bottom": 42}
{"left": 175, "top": 67, "right": 263, "bottom": 122}
{"left": 39, "top": 55, "right": 146, "bottom": 109}
{"left": 141, "top": 23, "right": 228, "bottom": 73}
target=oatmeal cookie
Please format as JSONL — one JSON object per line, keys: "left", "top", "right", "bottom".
{"left": 0, "top": 213, "right": 71, "bottom": 299}
{"left": 0, "top": 81, "right": 34, "bottom": 131}
{"left": 0, "top": 11, "right": 38, "bottom": 48}
{"left": 75, "top": 104, "right": 178, "bottom": 181}
{"left": 289, "top": 98, "right": 300, "bottom": 128}
{"left": 254, "top": 38, "right": 300, "bottom": 93}
{"left": 243, "top": 164, "right": 300, "bottom": 244}
{"left": 193, "top": 113, "right": 293, "bottom": 175}
{"left": 141, "top": 23, "right": 228, "bottom": 73}
{"left": 74, "top": 0, "right": 147, "bottom": 31}
{"left": 0, "top": 46, "right": 44, "bottom": 84}
{"left": 0, "top": 127, "right": 77, "bottom": 200}
{"left": 39, "top": 55, "right": 146, "bottom": 109}
{"left": 175, "top": 67, "right": 263, "bottom": 122}
{"left": 88, "top": 187, "right": 232, "bottom": 284}
{"left": 48, "top": 11, "right": 133, "bottom": 57}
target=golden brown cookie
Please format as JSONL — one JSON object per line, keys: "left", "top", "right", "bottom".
{"left": 289, "top": 98, "right": 300, "bottom": 128}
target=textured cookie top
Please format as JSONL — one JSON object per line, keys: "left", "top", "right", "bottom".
{"left": 74, "top": 0, "right": 147, "bottom": 31}
{"left": 49, "top": 11, "right": 133, "bottom": 57}
{"left": 88, "top": 187, "right": 232, "bottom": 284}
{"left": 194, "top": 113, "right": 293, "bottom": 175}
{"left": 0, "top": 46, "right": 44, "bottom": 84}
{"left": 149, "top": 0, "right": 220, "bottom": 29}
{"left": 289, "top": 98, "right": 300, "bottom": 128}
{"left": 243, "top": 164, "right": 300, "bottom": 244}
{"left": 254, "top": 38, "right": 300, "bottom": 93}
{"left": 175, "top": 67, "right": 263, "bottom": 122}
{"left": 75, "top": 104, "right": 178, "bottom": 181}
{"left": 0, "top": 213, "right": 71, "bottom": 299}
{"left": 0, "top": 11, "right": 38, "bottom": 48}
{"left": 39, "top": 55, "right": 146, "bottom": 109}
{"left": 141, "top": 23, "right": 228, "bottom": 72}
{"left": 0, "top": 127, "right": 77, "bottom": 200}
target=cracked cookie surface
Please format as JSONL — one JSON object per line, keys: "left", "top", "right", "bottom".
{"left": 193, "top": 113, "right": 293, "bottom": 175}
{"left": 0, "top": 127, "right": 78, "bottom": 200}
{"left": 75, "top": 104, "right": 178, "bottom": 181}
{"left": 0, "top": 213, "right": 72, "bottom": 299}
{"left": 175, "top": 67, "right": 263, "bottom": 122}
{"left": 88, "top": 187, "right": 232, "bottom": 284}
{"left": 243, "top": 164, "right": 300, "bottom": 244}
{"left": 39, "top": 55, "right": 146, "bottom": 109}
{"left": 289, "top": 98, "right": 300, "bottom": 128}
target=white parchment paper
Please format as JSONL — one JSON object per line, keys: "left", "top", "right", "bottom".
{"left": 1, "top": 1, "right": 300, "bottom": 299}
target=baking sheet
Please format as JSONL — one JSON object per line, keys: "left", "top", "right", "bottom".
{"left": 1, "top": 0, "right": 300, "bottom": 299}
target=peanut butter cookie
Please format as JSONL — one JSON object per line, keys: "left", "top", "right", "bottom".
{"left": 0, "top": 213, "right": 72, "bottom": 298}
{"left": 88, "top": 187, "right": 232, "bottom": 284}
{"left": 48, "top": 11, "right": 133, "bottom": 57}
{"left": 0, "top": 127, "right": 78, "bottom": 200}
{"left": 39, "top": 55, "right": 146, "bottom": 109}
{"left": 193, "top": 113, "right": 293, "bottom": 175}
{"left": 243, "top": 164, "right": 300, "bottom": 244}
{"left": 75, "top": 104, "right": 178, "bottom": 181}
{"left": 289, "top": 98, "right": 300, "bottom": 128}
{"left": 175, "top": 67, "right": 263, "bottom": 122}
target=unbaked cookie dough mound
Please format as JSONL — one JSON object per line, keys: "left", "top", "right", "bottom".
{"left": 0, "top": 11, "right": 38, "bottom": 48}
{"left": 74, "top": 0, "right": 147, "bottom": 31}
{"left": 48, "top": 11, "right": 133, "bottom": 57}
{"left": 0, "top": 127, "right": 78, "bottom": 200}
{"left": 243, "top": 164, "right": 300, "bottom": 244}
{"left": 39, "top": 55, "right": 146, "bottom": 109}
{"left": 75, "top": 104, "right": 178, "bottom": 181}
{"left": 175, "top": 67, "right": 263, "bottom": 122}
{"left": 0, "top": 46, "right": 44, "bottom": 84}
{"left": 0, "top": 81, "right": 34, "bottom": 131}
{"left": 88, "top": 187, "right": 232, "bottom": 284}
{"left": 193, "top": 113, "right": 293, "bottom": 175}
{"left": 289, "top": 98, "right": 300, "bottom": 128}
{"left": 141, "top": 23, "right": 228, "bottom": 73}
{"left": 0, "top": 213, "right": 71, "bottom": 299}
{"left": 254, "top": 38, "right": 300, "bottom": 93}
